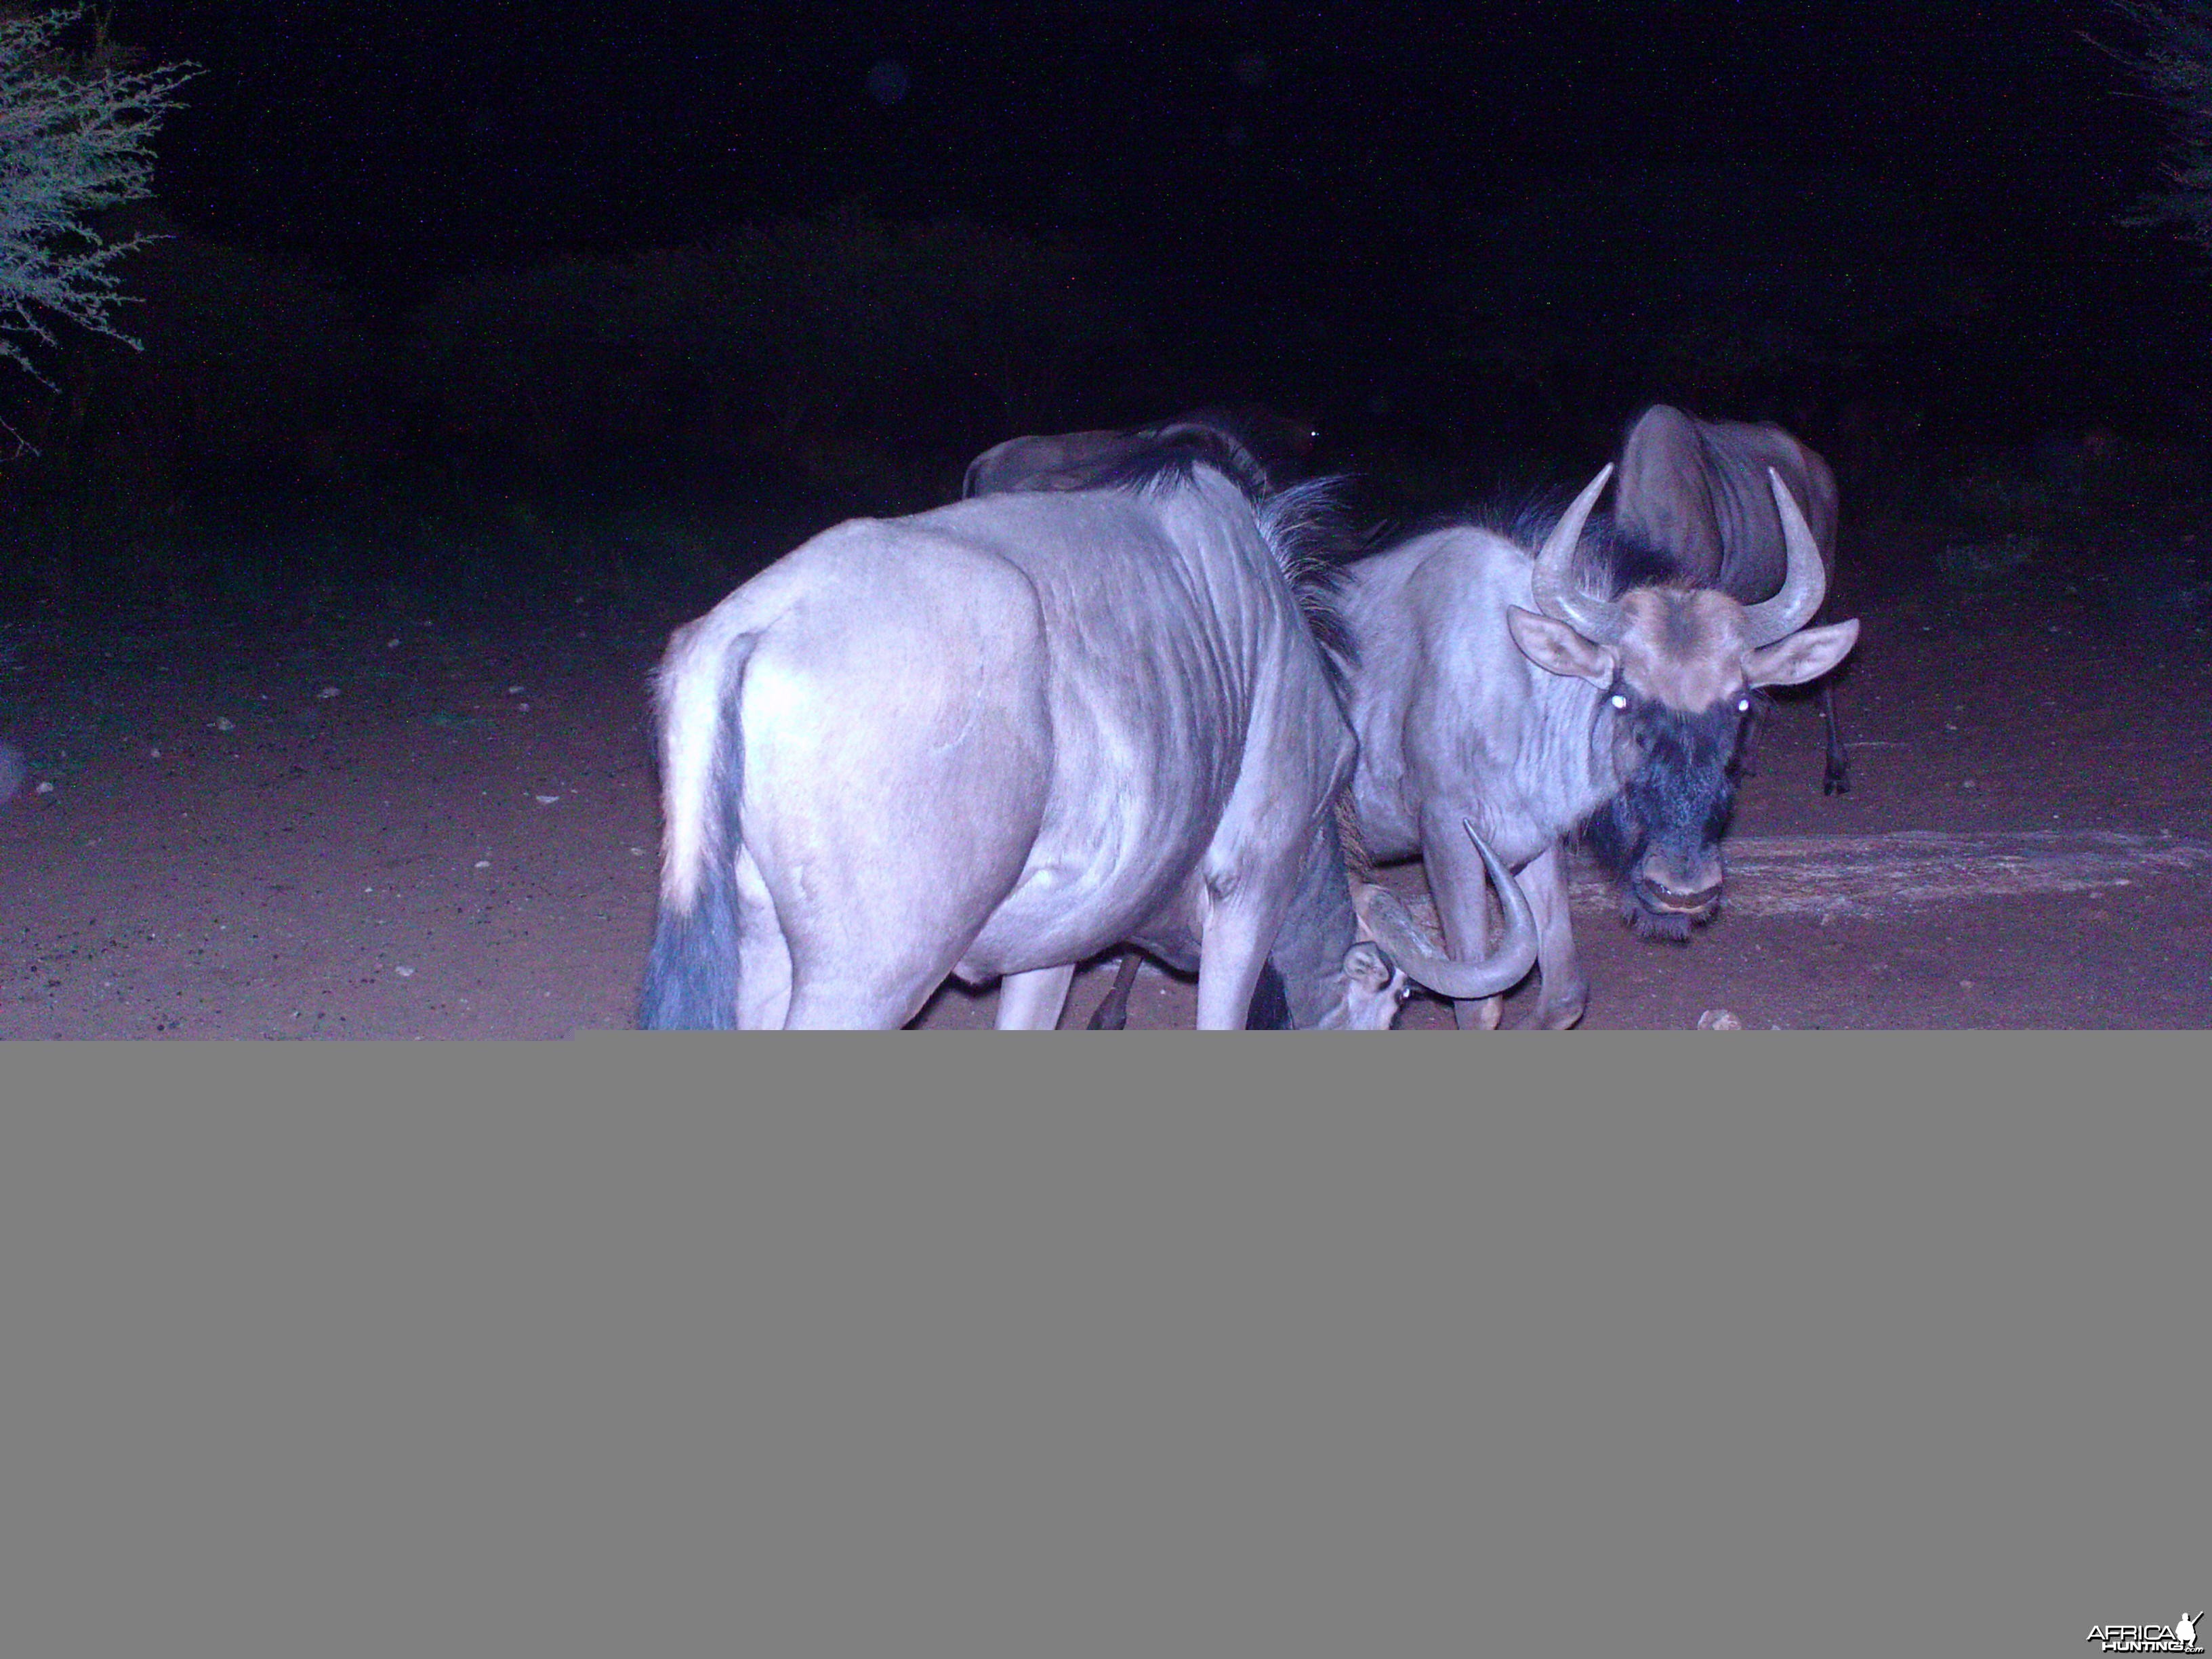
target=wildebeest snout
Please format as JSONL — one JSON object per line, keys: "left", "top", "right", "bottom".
{"left": 1635, "top": 848, "right": 1723, "bottom": 915}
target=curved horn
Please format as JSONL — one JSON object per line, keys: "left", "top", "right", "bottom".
{"left": 1529, "top": 463, "right": 1626, "bottom": 645}
{"left": 1740, "top": 466, "right": 1828, "bottom": 648}
{"left": 1351, "top": 823, "right": 1538, "bottom": 1002}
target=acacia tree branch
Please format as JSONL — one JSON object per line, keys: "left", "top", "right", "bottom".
{"left": 0, "top": 4, "right": 197, "bottom": 384}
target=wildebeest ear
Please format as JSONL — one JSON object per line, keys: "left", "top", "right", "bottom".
{"left": 1507, "top": 605, "right": 1616, "bottom": 685}
{"left": 1742, "top": 617, "right": 1860, "bottom": 689}
{"left": 1343, "top": 941, "right": 1396, "bottom": 993}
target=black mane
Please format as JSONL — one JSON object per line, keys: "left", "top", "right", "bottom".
{"left": 1019, "top": 413, "right": 1358, "bottom": 699}
{"left": 1257, "top": 479, "right": 1363, "bottom": 695}
{"left": 1072, "top": 420, "right": 1281, "bottom": 502}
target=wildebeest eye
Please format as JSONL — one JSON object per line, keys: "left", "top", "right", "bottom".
{"left": 1736, "top": 697, "right": 1751, "bottom": 713}
{"left": 1610, "top": 693, "right": 1629, "bottom": 710}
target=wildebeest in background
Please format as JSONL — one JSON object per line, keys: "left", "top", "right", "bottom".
{"left": 1611, "top": 403, "right": 1852, "bottom": 793}
{"left": 1329, "top": 463, "right": 1859, "bottom": 1029}
{"left": 640, "top": 428, "right": 1534, "bottom": 1029}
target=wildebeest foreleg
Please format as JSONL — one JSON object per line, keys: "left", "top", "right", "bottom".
{"left": 1820, "top": 680, "right": 1849, "bottom": 795}
{"left": 1085, "top": 951, "right": 1145, "bottom": 1029}
{"left": 1193, "top": 898, "right": 1282, "bottom": 1030}
{"left": 997, "top": 964, "right": 1078, "bottom": 1029}
{"left": 1511, "top": 842, "right": 1587, "bottom": 1029}
{"left": 1420, "top": 806, "right": 1509, "bottom": 1030}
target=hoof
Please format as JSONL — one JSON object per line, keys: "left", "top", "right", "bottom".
{"left": 1516, "top": 1001, "right": 1586, "bottom": 1031}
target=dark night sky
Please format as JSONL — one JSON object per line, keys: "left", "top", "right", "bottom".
{"left": 121, "top": 3, "right": 2175, "bottom": 276}
{"left": 102, "top": 1, "right": 2212, "bottom": 441}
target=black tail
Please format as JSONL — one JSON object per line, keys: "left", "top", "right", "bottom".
{"left": 638, "top": 640, "right": 753, "bottom": 1029}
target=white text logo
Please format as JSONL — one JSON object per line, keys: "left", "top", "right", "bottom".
{"left": 2087, "top": 1615, "right": 2206, "bottom": 1655}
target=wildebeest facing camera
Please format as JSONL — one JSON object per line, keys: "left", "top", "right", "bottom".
{"left": 1611, "top": 405, "right": 1850, "bottom": 795}
{"left": 1326, "top": 459, "right": 1858, "bottom": 1031}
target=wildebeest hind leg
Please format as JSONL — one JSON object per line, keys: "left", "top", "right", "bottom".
{"left": 764, "top": 808, "right": 1028, "bottom": 1028}
{"left": 783, "top": 962, "right": 958, "bottom": 1030}
{"left": 732, "top": 848, "right": 794, "bottom": 1029}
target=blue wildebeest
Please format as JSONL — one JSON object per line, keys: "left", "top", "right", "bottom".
{"left": 1612, "top": 404, "right": 1851, "bottom": 794}
{"left": 639, "top": 430, "right": 1532, "bottom": 1030}
{"left": 960, "top": 407, "right": 1328, "bottom": 1029}
{"left": 1329, "top": 462, "right": 1859, "bottom": 1029}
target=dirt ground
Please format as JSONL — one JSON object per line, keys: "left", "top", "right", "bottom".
{"left": 5, "top": 504, "right": 2211, "bottom": 1036}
